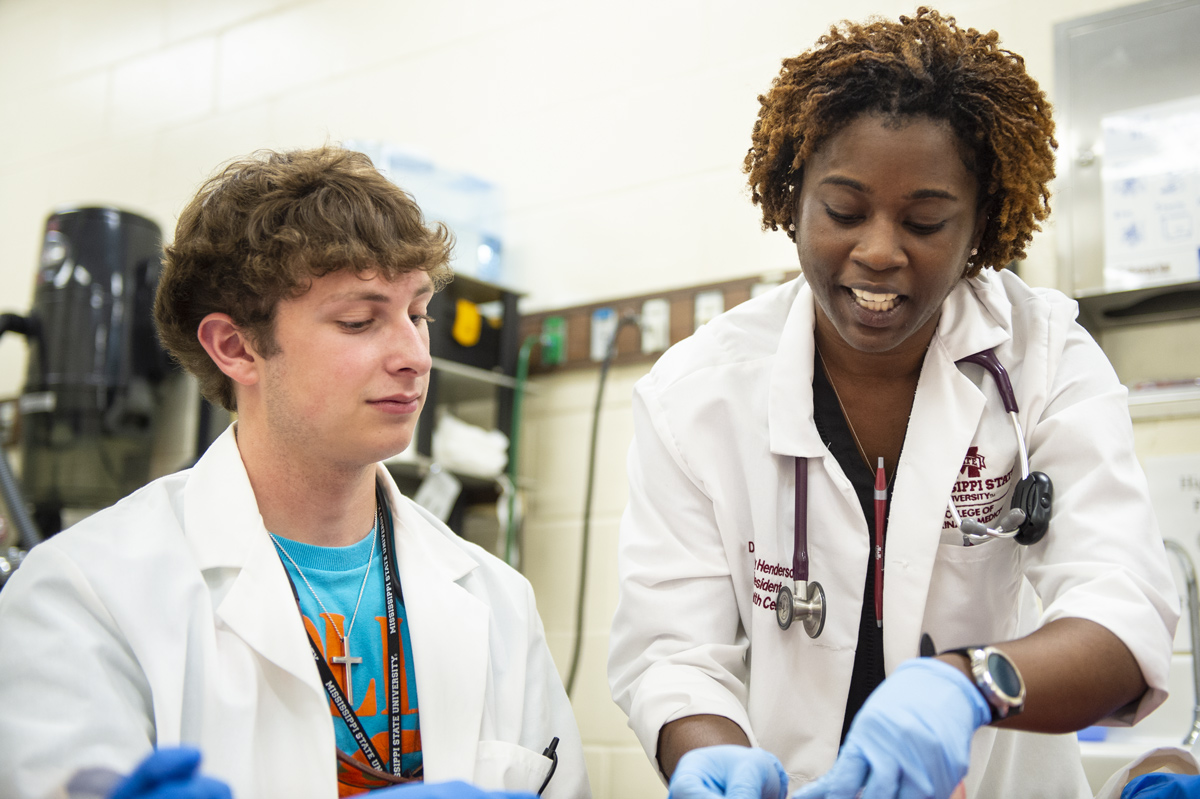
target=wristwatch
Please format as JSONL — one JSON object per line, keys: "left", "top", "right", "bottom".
{"left": 946, "top": 645, "right": 1026, "bottom": 721}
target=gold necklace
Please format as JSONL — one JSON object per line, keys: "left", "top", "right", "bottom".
{"left": 815, "top": 346, "right": 875, "bottom": 475}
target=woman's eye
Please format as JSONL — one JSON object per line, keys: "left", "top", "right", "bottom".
{"left": 824, "top": 206, "right": 860, "bottom": 224}
{"left": 907, "top": 221, "right": 946, "bottom": 235}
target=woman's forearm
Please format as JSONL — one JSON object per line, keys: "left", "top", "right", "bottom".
{"left": 937, "top": 617, "right": 1147, "bottom": 733}
{"left": 657, "top": 714, "right": 751, "bottom": 779}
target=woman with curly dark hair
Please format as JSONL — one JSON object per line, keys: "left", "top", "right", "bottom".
{"left": 609, "top": 9, "right": 1177, "bottom": 799}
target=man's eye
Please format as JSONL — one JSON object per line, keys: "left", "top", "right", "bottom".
{"left": 339, "top": 320, "right": 372, "bottom": 331}
{"left": 411, "top": 314, "right": 435, "bottom": 325}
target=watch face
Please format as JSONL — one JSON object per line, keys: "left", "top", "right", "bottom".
{"left": 987, "top": 651, "right": 1022, "bottom": 700}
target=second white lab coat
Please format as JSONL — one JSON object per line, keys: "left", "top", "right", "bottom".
{"left": 608, "top": 271, "right": 1178, "bottom": 798}
{"left": 0, "top": 427, "right": 588, "bottom": 799}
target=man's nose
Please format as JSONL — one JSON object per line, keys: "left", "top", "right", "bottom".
{"left": 387, "top": 319, "right": 432, "bottom": 376}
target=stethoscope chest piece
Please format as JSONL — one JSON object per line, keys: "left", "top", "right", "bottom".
{"left": 777, "top": 580, "right": 826, "bottom": 638}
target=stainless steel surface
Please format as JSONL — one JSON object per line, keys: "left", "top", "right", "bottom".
{"left": 1164, "top": 539, "right": 1200, "bottom": 746}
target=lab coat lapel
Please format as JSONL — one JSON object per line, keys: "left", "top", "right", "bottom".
{"left": 769, "top": 280, "right": 828, "bottom": 458}
{"left": 882, "top": 278, "right": 1010, "bottom": 670}
{"left": 184, "top": 426, "right": 326, "bottom": 699}
{"left": 382, "top": 471, "right": 488, "bottom": 781}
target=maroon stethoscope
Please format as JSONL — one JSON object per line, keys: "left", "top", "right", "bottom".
{"left": 775, "top": 348, "right": 1053, "bottom": 638}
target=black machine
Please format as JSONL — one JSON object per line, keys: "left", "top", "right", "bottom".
{"left": 1, "top": 207, "right": 172, "bottom": 541}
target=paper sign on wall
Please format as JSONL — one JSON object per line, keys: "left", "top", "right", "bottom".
{"left": 1102, "top": 95, "right": 1200, "bottom": 291}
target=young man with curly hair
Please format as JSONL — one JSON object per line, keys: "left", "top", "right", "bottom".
{"left": 608, "top": 9, "right": 1177, "bottom": 799}
{"left": 0, "top": 146, "right": 588, "bottom": 799}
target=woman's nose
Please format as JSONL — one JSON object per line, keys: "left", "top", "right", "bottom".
{"left": 852, "top": 219, "right": 907, "bottom": 271}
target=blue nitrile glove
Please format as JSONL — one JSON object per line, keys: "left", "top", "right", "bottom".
{"left": 108, "top": 747, "right": 231, "bottom": 799}
{"left": 668, "top": 744, "right": 788, "bottom": 799}
{"left": 1122, "top": 773, "right": 1200, "bottom": 798}
{"left": 792, "top": 658, "right": 989, "bottom": 799}
{"left": 369, "top": 781, "right": 537, "bottom": 798}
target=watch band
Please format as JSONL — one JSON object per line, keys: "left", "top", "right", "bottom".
{"left": 947, "top": 645, "right": 1026, "bottom": 721}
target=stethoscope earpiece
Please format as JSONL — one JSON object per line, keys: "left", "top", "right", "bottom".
{"left": 951, "top": 349, "right": 1055, "bottom": 547}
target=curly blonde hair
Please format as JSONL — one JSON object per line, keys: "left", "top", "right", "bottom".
{"left": 744, "top": 7, "right": 1057, "bottom": 273}
{"left": 155, "top": 146, "right": 454, "bottom": 411}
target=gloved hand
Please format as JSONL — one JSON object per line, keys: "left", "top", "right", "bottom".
{"left": 668, "top": 744, "right": 788, "bottom": 799}
{"left": 368, "top": 781, "right": 537, "bottom": 798}
{"left": 792, "top": 658, "right": 989, "bottom": 799}
{"left": 1122, "top": 773, "right": 1200, "bottom": 798}
{"left": 108, "top": 747, "right": 231, "bottom": 799}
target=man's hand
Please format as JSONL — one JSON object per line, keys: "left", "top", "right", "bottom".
{"left": 108, "top": 748, "right": 231, "bottom": 799}
{"left": 667, "top": 745, "right": 788, "bottom": 799}
{"left": 792, "top": 658, "right": 989, "bottom": 799}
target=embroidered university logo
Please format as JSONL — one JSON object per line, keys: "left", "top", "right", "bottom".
{"left": 960, "top": 446, "right": 986, "bottom": 478}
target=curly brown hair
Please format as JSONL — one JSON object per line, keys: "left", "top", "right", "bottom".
{"left": 155, "top": 145, "right": 454, "bottom": 411}
{"left": 744, "top": 7, "right": 1056, "bottom": 273}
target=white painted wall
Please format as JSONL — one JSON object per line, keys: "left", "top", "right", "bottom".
{"left": 0, "top": 2, "right": 1191, "bottom": 797}
{"left": 0, "top": 0, "right": 1142, "bottom": 399}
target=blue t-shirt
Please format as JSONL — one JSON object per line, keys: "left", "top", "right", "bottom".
{"left": 272, "top": 526, "right": 422, "bottom": 781}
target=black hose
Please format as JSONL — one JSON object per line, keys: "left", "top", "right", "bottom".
{"left": 0, "top": 443, "right": 40, "bottom": 549}
{"left": 0, "top": 313, "right": 34, "bottom": 338}
{"left": 565, "top": 313, "right": 639, "bottom": 697}
{"left": 0, "top": 312, "right": 41, "bottom": 549}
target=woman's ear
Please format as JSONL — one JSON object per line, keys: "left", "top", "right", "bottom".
{"left": 971, "top": 206, "right": 989, "bottom": 254}
{"left": 197, "top": 313, "right": 261, "bottom": 388}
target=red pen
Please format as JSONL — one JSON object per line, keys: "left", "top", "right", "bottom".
{"left": 874, "top": 457, "right": 887, "bottom": 628}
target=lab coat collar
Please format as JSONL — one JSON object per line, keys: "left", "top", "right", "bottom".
{"left": 183, "top": 427, "right": 488, "bottom": 735}
{"left": 768, "top": 280, "right": 827, "bottom": 458}
{"left": 933, "top": 271, "right": 1013, "bottom": 362}
{"left": 183, "top": 425, "right": 325, "bottom": 698}
{"left": 766, "top": 273, "right": 1012, "bottom": 459}
{"left": 882, "top": 272, "right": 1014, "bottom": 666}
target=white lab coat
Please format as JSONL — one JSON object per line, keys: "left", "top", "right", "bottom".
{"left": 608, "top": 271, "right": 1179, "bottom": 798}
{"left": 0, "top": 426, "right": 589, "bottom": 799}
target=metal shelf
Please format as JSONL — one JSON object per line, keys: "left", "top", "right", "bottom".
{"left": 1075, "top": 280, "right": 1200, "bottom": 332}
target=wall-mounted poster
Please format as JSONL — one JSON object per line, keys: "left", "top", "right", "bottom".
{"left": 1102, "top": 94, "right": 1200, "bottom": 291}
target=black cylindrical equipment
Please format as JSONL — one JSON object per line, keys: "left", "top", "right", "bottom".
{"left": 17, "top": 207, "right": 171, "bottom": 532}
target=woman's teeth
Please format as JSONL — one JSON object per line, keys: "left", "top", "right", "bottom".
{"left": 851, "top": 288, "right": 899, "bottom": 312}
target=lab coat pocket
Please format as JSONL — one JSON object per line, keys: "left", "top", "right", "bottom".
{"left": 473, "top": 740, "right": 553, "bottom": 794}
{"left": 925, "top": 537, "right": 1022, "bottom": 646}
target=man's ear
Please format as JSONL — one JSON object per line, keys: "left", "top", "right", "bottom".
{"left": 197, "top": 313, "right": 262, "bottom": 388}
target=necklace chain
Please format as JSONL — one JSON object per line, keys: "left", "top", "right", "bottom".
{"left": 816, "top": 346, "right": 876, "bottom": 475}
{"left": 269, "top": 503, "right": 378, "bottom": 645}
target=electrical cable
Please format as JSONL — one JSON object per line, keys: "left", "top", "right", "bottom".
{"left": 504, "top": 334, "right": 540, "bottom": 568}
{"left": 565, "top": 313, "right": 639, "bottom": 697}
